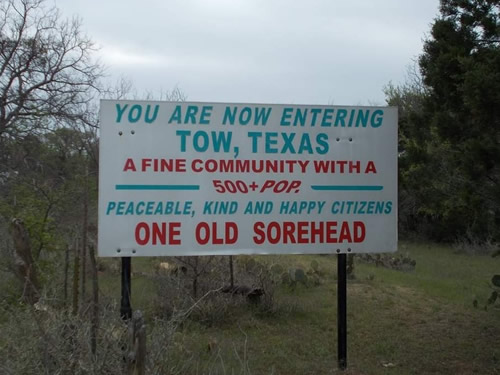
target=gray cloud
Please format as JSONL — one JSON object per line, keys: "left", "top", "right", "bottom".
{"left": 56, "top": 0, "right": 439, "bottom": 104}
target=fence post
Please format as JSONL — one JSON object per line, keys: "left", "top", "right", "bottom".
{"left": 127, "top": 310, "right": 146, "bottom": 375}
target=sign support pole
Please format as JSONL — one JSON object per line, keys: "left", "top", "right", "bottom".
{"left": 120, "top": 257, "right": 132, "bottom": 320}
{"left": 338, "top": 253, "right": 347, "bottom": 370}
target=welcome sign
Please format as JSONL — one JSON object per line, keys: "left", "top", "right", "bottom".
{"left": 98, "top": 100, "right": 397, "bottom": 257}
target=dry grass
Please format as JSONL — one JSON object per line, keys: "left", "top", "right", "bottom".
{"left": 1, "top": 242, "right": 499, "bottom": 374}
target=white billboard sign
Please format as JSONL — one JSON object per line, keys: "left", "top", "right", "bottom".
{"left": 98, "top": 100, "right": 397, "bottom": 257}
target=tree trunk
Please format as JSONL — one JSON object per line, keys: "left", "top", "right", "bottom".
{"left": 89, "top": 244, "right": 99, "bottom": 355}
{"left": 63, "top": 244, "right": 70, "bottom": 306}
{"left": 80, "top": 171, "right": 89, "bottom": 311}
{"left": 10, "top": 218, "right": 40, "bottom": 304}
{"left": 72, "top": 237, "right": 80, "bottom": 316}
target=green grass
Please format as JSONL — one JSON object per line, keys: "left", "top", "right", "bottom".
{"left": 356, "top": 242, "right": 499, "bottom": 305}
{"left": 89, "top": 243, "right": 500, "bottom": 374}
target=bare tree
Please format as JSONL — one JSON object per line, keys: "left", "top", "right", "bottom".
{"left": 174, "top": 256, "right": 216, "bottom": 299}
{"left": 0, "top": 0, "right": 103, "bottom": 139}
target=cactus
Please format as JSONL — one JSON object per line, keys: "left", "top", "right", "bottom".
{"left": 281, "top": 271, "right": 291, "bottom": 285}
{"left": 477, "top": 274, "right": 500, "bottom": 310}
{"left": 492, "top": 275, "right": 500, "bottom": 288}
{"left": 289, "top": 268, "right": 308, "bottom": 285}
{"left": 487, "top": 291, "right": 498, "bottom": 306}
{"left": 487, "top": 275, "right": 500, "bottom": 308}
{"left": 268, "top": 264, "right": 284, "bottom": 283}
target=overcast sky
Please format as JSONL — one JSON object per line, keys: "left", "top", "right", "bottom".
{"left": 56, "top": 0, "right": 440, "bottom": 105}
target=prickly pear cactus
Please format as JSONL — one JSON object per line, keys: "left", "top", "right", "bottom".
{"left": 476, "top": 274, "right": 500, "bottom": 310}
{"left": 269, "top": 264, "right": 284, "bottom": 283}
{"left": 288, "top": 268, "right": 308, "bottom": 285}
{"left": 281, "top": 271, "right": 291, "bottom": 285}
{"left": 488, "top": 275, "right": 500, "bottom": 308}
{"left": 492, "top": 275, "right": 500, "bottom": 288}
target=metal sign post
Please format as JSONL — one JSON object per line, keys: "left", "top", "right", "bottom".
{"left": 120, "top": 257, "right": 132, "bottom": 320}
{"left": 337, "top": 253, "right": 347, "bottom": 370}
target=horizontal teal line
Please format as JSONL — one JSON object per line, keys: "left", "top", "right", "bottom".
{"left": 116, "top": 184, "right": 200, "bottom": 191}
{"left": 311, "top": 185, "right": 383, "bottom": 191}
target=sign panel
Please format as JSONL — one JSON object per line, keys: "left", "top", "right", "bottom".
{"left": 98, "top": 100, "right": 397, "bottom": 257}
